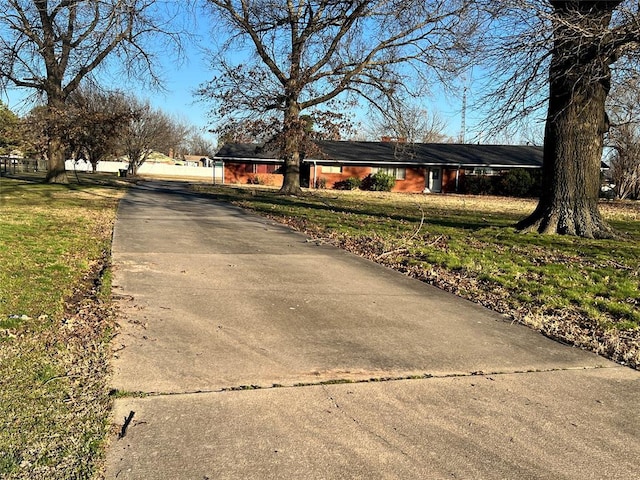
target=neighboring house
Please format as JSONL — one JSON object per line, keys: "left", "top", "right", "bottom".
{"left": 214, "top": 140, "right": 544, "bottom": 193}
{"left": 183, "top": 155, "right": 214, "bottom": 168}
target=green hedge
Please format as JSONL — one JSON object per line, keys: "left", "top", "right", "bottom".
{"left": 463, "top": 169, "right": 541, "bottom": 197}
{"left": 361, "top": 172, "right": 396, "bottom": 192}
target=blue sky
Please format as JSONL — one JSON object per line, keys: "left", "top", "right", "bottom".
{"left": 2, "top": 55, "right": 472, "bottom": 148}
{"left": 1, "top": 3, "right": 219, "bottom": 144}
{"left": 0, "top": 3, "right": 496, "bottom": 147}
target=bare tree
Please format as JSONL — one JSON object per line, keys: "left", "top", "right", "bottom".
{"left": 215, "top": 109, "right": 353, "bottom": 151}
{"left": 482, "top": 0, "right": 640, "bottom": 237}
{"left": 607, "top": 72, "right": 640, "bottom": 199}
{"left": 67, "top": 86, "right": 133, "bottom": 172}
{"left": 215, "top": 118, "right": 281, "bottom": 147}
{"left": 21, "top": 103, "right": 76, "bottom": 161}
{"left": 162, "top": 117, "right": 191, "bottom": 159}
{"left": 0, "top": 0, "right": 186, "bottom": 183}
{"left": 185, "top": 131, "right": 217, "bottom": 157}
{"left": 199, "top": 0, "right": 478, "bottom": 194}
{"left": 120, "top": 97, "right": 186, "bottom": 175}
{"left": 608, "top": 126, "right": 640, "bottom": 199}
{"left": 365, "top": 103, "right": 449, "bottom": 143}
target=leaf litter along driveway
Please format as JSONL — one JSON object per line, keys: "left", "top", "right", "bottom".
{"left": 198, "top": 186, "right": 640, "bottom": 370}
{"left": 106, "top": 181, "right": 640, "bottom": 480}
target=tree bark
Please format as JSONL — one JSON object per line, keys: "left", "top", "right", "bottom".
{"left": 44, "top": 94, "right": 69, "bottom": 184}
{"left": 517, "top": 1, "right": 620, "bottom": 238}
{"left": 280, "top": 151, "right": 302, "bottom": 194}
{"left": 45, "top": 134, "right": 69, "bottom": 184}
{"left": 279, "top": 99, "right": 304, "bottom": 195}
{"left": 43, "top": 78, "right": 69, "bottom": 183}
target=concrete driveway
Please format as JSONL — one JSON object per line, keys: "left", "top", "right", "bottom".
{"left": 105, "top": 181, "right": 640, "bottom": 479}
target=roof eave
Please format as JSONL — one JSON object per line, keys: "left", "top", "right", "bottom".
{"left": 303, "top": 159, "right": 541, "bottom": 168}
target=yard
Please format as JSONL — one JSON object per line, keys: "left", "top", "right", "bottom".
{"left": 1, "top": 175, "right": 638, "bottom": 479}
{"left": 0, "top": 174, "right": 127, "bottom": 479}
{"left": 193, "top": 185, "right": 640, "bottom": 369}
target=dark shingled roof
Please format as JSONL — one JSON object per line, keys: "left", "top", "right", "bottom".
{"left": 215, "top": 143, "right": 281, "bottom": 162}
{"left": 215, "top": 141, "right": 544, "bottom": 168}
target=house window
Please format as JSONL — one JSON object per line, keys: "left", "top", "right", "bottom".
{"left": 469, "top": 167, "right": 498, "bottom": 176}
{"left": 253, "top": 164, "right": 281, "bottom": 174}
{"left": 372, "top": 167, "right": 406, "bottom": 180}
{"left": 322, "top": 165, "right": 343, "bottom": 174}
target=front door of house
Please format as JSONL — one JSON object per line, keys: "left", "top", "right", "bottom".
{"left": 300, "top": 163, "right": 311, "bottom": 188}
{"left": 427, "top": 167, "right": 442, "bottom": 193}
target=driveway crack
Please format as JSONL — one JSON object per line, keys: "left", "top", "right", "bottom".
{"left": 109, "top": 364, "right": 619, "bottom": 400}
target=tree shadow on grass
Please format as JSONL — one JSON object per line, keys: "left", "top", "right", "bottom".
{"left": 192, "top": 185, "right": 640, "bottom": 263}
{"left": 0, "top": 172, "right": 130, "bottom": 209}
{"left": 199, "top": 186, "right": 522, "bottom": 231}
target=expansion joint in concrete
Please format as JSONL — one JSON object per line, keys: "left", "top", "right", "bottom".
{"left": 110, "top": 364, "right": 617, "bottom": 400}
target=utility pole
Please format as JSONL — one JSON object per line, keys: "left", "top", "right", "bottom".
{"left": 460, "top": 85, "right": 467, "bottom": 144}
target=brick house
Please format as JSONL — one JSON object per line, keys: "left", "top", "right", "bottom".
{"left": 214, "top": 140, "right": 543, "bottom": 193}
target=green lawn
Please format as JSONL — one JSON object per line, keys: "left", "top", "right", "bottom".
{"left": 0, "top": 174, "right": 126, "bottom": 479}
{"left": 1, "top": 175, "right": 637, "bottom": 478}
{"left": 193, "top": 185, "right": 640, "bottom": 369}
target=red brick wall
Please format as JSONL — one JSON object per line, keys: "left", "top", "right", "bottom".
{"left": 312, "top": 165, "right": 427, "bottom": 193}
{"left": 225, "top": 162, "right": 458, "bottom": 194}
{"left": 224, "top": 163, "right": 251, "bottom": 184}
{"left": 442, "top": 168, "right": 456, "bottom": 193}
{"left": 311, "top": 165, "right": 371, "bottom": 188}
{"left": 393, "top": 168, "right": 426, "bottom": 193}
{"left": 224, "top": 163, "right": 283, "bottom": 186}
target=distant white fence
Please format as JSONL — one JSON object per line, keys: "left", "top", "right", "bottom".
{"left": 1, "top": 157, "right": 47, "bottom": 174}
{"left": 65, "top": 160, "right": 224, "bottom": 181}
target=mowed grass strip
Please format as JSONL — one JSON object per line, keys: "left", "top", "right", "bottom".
{"left": 0, "top": 174, "right": 126, "bottom": 479}
{"left": 193, "top": 185, "right": 640, "bottom": 368}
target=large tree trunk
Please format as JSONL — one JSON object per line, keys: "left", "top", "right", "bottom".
{"left": 280, "top": 149, "right": 302, "bottom": 194}
{"left": 44, "top": 93, "right": 69, "bottom": 184}
{"left": 517, "top": 1, "right": 620, "bottom": 238}
{"left": 45, "top": 134, "right": 69, "bottom": 184}
{"left": 279, "top": 99, "right": 303, "bottom": 195}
